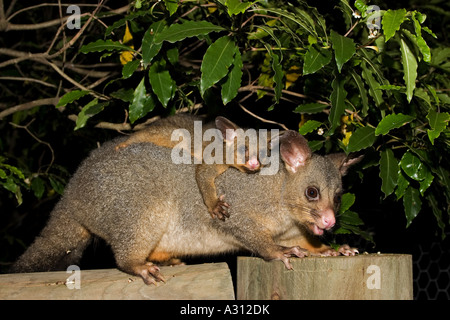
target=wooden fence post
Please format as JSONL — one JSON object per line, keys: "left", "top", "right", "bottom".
{"left": 237, "top": 254, "right": 413, "bottom": 300}
{"left": 0, "top": 262, "right": 234, "bottom": 300}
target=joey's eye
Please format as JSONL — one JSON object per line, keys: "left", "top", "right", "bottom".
{"left": 305, "top": 186, "right": 320, "bottom": 201}
{"left": 334, "top": 193, "right": 342, "bottom": 205}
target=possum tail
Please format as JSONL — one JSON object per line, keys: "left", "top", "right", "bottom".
{"left": 10, "top": 213, "right": 92, "bottom": 273}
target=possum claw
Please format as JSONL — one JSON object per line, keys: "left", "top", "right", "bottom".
{"left": 210, "top": 195, "right": 231, "bottom": 221}
{"left": 135, "top": 262, "right": 166, "bottom": 285}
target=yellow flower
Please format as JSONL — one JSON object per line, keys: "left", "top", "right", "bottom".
{"left": 120, "top": 22, "right": 134, "bottom": 65}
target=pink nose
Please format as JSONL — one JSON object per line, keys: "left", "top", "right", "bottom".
{"left": 321, "top": 209, "right": 336, "bottom": 229}
{"left": 247, "top": 156, "right": 260, "bottom": 170}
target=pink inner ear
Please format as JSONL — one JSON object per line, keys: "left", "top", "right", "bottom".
{"left": 279, "top": 131, "right": 312, "bottom": 172}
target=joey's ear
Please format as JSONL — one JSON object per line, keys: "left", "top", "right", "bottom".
{"left": 326, "top": 153, "right": 364, "bottom": 176}
{"left": 279, "top": 130, "right": 312, "bottom": 173}
{"left": 215, "top": 116, "right": 239, "bottom": 141}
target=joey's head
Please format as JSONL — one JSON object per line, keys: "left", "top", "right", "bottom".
{"left": 215, "top": 116, "right": 261, "bottom": 172}
{"left": 279, "top": 131, "right": 362, "bottom": 236}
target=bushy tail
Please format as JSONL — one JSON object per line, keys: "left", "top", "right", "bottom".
{"left": 10, "top": 214, "right": 92, "bottom": 273}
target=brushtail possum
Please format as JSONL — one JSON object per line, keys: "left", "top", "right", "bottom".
{"left": 115, "top": 114, "right": 263, "bottom": 220}
{"left": 11, "top": 129, "right": 360, "bottom": 285}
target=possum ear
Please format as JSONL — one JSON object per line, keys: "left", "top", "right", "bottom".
{"left": 215, "top": 116, "right": 240, "bottom": 142}
{"left": 278, "top": 130, "right": 312, "bottom": 173}
{"left": 326, "top": 153, "right": 364, "bottom": 176}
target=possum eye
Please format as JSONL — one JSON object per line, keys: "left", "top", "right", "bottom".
{"left": 334, "top": 193, "right": 342, "bottom": 205}
{"left": 305, "top": 186, "right": 320, "bottom": 201}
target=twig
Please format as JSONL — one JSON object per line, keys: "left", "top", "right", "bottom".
{"left": 239, "top": 104, "right": 289, "bottom": 130}
{"left": 0, "top": 97, "right": 59, "bottom": 120}
{"left": 9, "top": 119, "right": 55, "bottom": 174}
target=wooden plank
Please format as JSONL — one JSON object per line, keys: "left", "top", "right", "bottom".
{"left": 237, "top": 254, "right": 412, "bottom": 300}
{"left": 0, "top": 262, "right": 235, "bottom": 300}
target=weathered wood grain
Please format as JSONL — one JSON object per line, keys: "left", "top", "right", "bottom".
{"left": 0, "top": 262, "right": 235, "bottom": 300}
{"left": 237, "top": 254, "right": 413, "bottom": 300}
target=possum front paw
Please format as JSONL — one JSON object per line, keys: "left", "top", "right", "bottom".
{"left": 266, "top": 245, "right": 309, "bottom": 270}
{"left": 133, "top": 262, "right": 166, "bottom": 285}
{"left": 317, "top": 244, "right": 359, "bottom": 257}
{"left": 209, "top": 195, "right": 230, "bottom": 221}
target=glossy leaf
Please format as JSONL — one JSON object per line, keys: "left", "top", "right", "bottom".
{"left": 122, "top": 60, "right": 140, "bottom": 79}
{"left": 330, "top": 30, "right": 356, "bottom": 73}
{"left": 303, "top": 46, "right": 332, "bottom": 75}
{"left": 221, "top": 48, "right": 243, "bottom": 105}
{"left": 75, "top": 99, "right": 109, "bottom": 130}
{"left": 149, "top": 60, "right": 176, "bottom": 107}
{"left": 400, "top": 37, "right": 418, "bottom": 103}
{"left": 403, "top": 186, "right": 421, "bottom": 228}
{"left": 298, "top": 120, "right": 322, "bottom": 135}
{"left": 200, "top": 36, "right": 236, "bottom": 95}
{"left": 400, "top": 150, "right": 427, "bottom": 181}
{"left": 129, "top": 77, "right": 156, "bottom": 123}
{"left": 225, "top": 0, "right": 254, "bottom": 16}
{"left": 426, "top": 109, "right": 450, "bottom": 145}
{"left": 346, "top": 126, "right": 376, "bottom": 153}
{"left": 154, "top": 21, "right": 225, "bottom": 44}
{"left": 379, "top": 149, "right": 398, "bottom": 198}
{"left": 361, "top": 62, "right": 383, "bottom": 107}
{"left": 163, "top": 0, "right": 178, "bottom": 16}
{"left": 382, "top": 9, "right": 407, "bottom": 42}
{"left": 339, "top": 193, "right": 356, "bottom": 214}
{"left": 375, "top": 113, "right": 415, "bottom": 136}
{"left": 80, "top": 39, "right": 135, "bottom": 54}
{"left": 294, "top": 103, "right": 327, "bottom": 114}
{"left": 271, "top": 52, "right": 283, "bottom": 104}
{"left": 329, "top": 76, "right": 347, "bottom": 133}
{"left": 142, "top": 20, "right": 166, "bottom": 67}
{"left": 56, "top": 90, "right": 89, "bottom": 108}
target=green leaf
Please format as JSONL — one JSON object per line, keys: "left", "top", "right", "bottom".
{"left": 354, "top": 0, "right": 369, "bottom": 17}
{"left": 80, "top": 39, "right": 135, "bottom": 54}
{"left": 221, "top": 48, "right": 243, "bottom": 105}
{"left": 349, "top": 71, "right": 369, "bottom": 116}
{"left": 396, "top": 170, "right": 409, "bottom": 200}
{"left": 400, "top": 37, "right": 418, "bottom": 103}
{"left": 163, "top": 0, "right": 178, "bottom": 16}
{"left": 426, "top": 109, "right": 450, "bottom": 145}
{"left": 400, "top": 150, "right": 428, "bottom": 181}
{"left": 56, "top": 90, "right": 89, "bottom": 108}
{"left": 375, "top": 113, "right": 415, "bottom": 136}
{"left": 330, "top": 30, "right": 356, "bottom": 73}
{"left": 361, "top": 62, "right": 383, "bottom": 107}
{"left": 294, "top": 103, "right": 327, "bottom": 114}
{"left": 129, "top": 77, "right": 156, "bottom": 124}
{"left": 339, "top": 210, "right": 364, "bottom": 226}
{"left": 225, "top": 0, "right": 254, "bottom": 16}
{"left": 411, "top": 11, "right": 431, "bottom": 63}
{"left": 298, "top": 120, "right": 322, "bottom": 135}
{"left": 346, "top": 126, "right": 376, "bottom": 153}
{"left": 154, "top": 21, "right": 225, "bottom": 44}
{"left": 339, "top": 193, "right": 356, "bottom": 214}
{"left": 303, "top": 46, "right": 332, "bottom": 75}
{"left": 142, "top": 20, "right": 166, "bottom": 67}
{"left": 149, "top": 59, "right": 176, "bottom": 108}
{"left": 382, "top": 9, "right": 407, "bottom": 42}
{"left": 403, "top": 186, "right": 421, "bottom": 228}
{"left": 75, "top": 99, "right": 109, "bottom": 130}
{"left": 271, "top": 52, "right": 283, "bottom": 104}
{"left": 31, "top": 177, "right": 45, "bottom": 199}
{"left": 200, "top": 36, "right": 236, "bottom": 95}
{"left": 49, "top": 176, "right": 65, "bottom": 195}
{"left": 379, "top": 149, "right": 399, "bottom": 198}
{"left": 329, "top": 76, "right": 347, "bottom": 133}
{"left": 110, "top": 88, "right": 134, "bottom": 102}
{"left": 122, "top": 59, "right": 140, "bottom": 79}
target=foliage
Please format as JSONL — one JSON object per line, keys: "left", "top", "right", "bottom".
{"left": 1, "top": 0, "right": 449, "bottom": 254}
